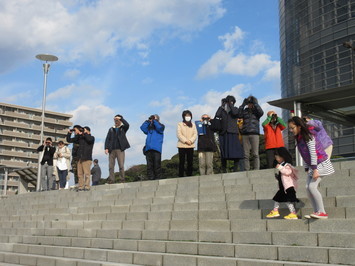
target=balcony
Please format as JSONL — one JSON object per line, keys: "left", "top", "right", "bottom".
{"left": 1, "top": 150, "right": 31, "bottom": 158}
{"left": 0, "top": 159, "right": 27, "bottom": 168}
{"left": 1, "top": 121, "right": 30, "bottom": 129}
{"left": 1, "top": 140, "right": 29, "bottom": 148}
{"left": 3, "top": 111, "right": 29, "bottom": 119}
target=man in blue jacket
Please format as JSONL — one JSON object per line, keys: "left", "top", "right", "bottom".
{"left": 140, "top": 114, "right": 165, "bottom": 180}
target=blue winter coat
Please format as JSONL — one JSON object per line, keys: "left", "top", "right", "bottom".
{"left": 140, "top": 120, "right": 165, "bottom": 153}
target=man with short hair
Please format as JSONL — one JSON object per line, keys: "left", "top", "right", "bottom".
{"left": 66, "top": 125, "right": 82, "bottom": 186}
{"left": 37, "top": 137, "right": 56, "bottom": 191}
{"left": 70, "top": 126, "right": 95, "bottom": 191}
{"left": 140, "top": 114, "right": 165, "bottom": 180}
{"left": 105, "top": 115, "right": 130, "bottom": 183}
{"left": 196, "top": 114, "right": 217, "bottom": 175}
{"left": 91, "top": 159, "right": 101, "bottom": 186}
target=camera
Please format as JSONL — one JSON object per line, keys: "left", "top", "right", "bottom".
{"left": 149, "top": 115, "right": 155, "bottom": 120}
{"left": 271, "top": 113, "right": 278, "bottom": 124}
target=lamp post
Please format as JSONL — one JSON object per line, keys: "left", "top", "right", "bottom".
{"left": 342, "top": 41, "right": 355, "bottom": 82}
{"left": 35, "top": 54, "right": 58, "bottom": 192}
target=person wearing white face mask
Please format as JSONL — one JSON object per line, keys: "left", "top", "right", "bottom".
{"left": 177, "top": 110, "right": 197, "bottom": 177}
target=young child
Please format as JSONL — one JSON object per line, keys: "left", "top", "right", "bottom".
{"left": 288, "top": 116, "right": 335, "bottom": 219}
{"left": 266, "top": 147, "right": 299, "bottom": 220}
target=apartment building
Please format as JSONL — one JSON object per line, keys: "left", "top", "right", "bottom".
{"left": 0, "top": 102, "right": 72, "bottom": 195}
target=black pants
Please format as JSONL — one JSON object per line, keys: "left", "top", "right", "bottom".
{"left": 146, "top": 150, "right": 162, "bottom": 180}
{"left": 266, "top": 148, "right": 277, "bottom": 169}
{"left": 178, "top": 148, "right": 194, "bottom": 177}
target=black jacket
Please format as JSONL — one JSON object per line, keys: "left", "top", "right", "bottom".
{"left": 104, "top": 118, "right": 130, "bottom": 152}
{"left": 68, "top": 133, "right": 95, "bottom": 161}
{"left": 197, "top": 123, "right": 217, "bottom": 152}
{"left": 215, "top": 105, "right": 240, "bottom": 135}
{"left": 91, "top": 164, "right": 101, "bottom": 182}
{"left": 37, "top": 145, "right": 56, "bottom": 165}
{"left": 66, "top": 132, "right": 80, "bottom": 158}
{"left": 238, "top": 103, "right": 264, "bottom": 135}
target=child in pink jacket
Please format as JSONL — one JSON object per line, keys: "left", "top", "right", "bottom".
{"left": 266, "top": 147, "right": 299, "bottom": 220}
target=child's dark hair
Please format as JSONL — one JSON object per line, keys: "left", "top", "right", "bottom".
{"left": 288, "top": 116, "right": 313, "bottom": 142}
{"left": 275, "top": 147, "right": 293, "bottom": 164}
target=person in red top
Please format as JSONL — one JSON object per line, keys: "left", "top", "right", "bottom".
{"left": 262, "top": 111, "right": 286, "bottom": 168}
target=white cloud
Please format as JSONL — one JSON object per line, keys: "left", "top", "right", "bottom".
{"left": 0, "top": 0, "right": 225, "bottom": 73}
{"left": 263, "top": 61, "right": 280, "bottom": 81}
{"left": 218, "top": 26, "right": 244, "bottom": 51}
{"left": 64, "top": 69, "right": 81, "bottom": 79}
{"left": 69, "top": 104, "right": 115, "bottom": 139}
{"left": 224, "top": 53, "right": 277, "bottom": 76}
{"left": 196, "top": 26, "right": 280, "bottom": 80}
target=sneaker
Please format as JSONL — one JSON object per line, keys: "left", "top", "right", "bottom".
{"left": 310, "top": 212, "right": 328, "bottom": 219}
{"left": 304, "top": 214, "right": 311, "bottom": 219}
{"left": 266, "top": 210, "right": 280, "bottom": 218}
{"left": 284, "top": 213, "right": 298, "bottom": 220}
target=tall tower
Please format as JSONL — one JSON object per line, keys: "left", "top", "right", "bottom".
{"left": 277, "top": 0, "right": 355, "bottom": 157}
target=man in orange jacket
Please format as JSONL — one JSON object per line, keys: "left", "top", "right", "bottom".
{"left": 262, "top": 111, "right": 286, "bottom": 168}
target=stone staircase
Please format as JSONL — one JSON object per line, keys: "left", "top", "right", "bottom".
{"left": 0, "top": 160, "right": 354, "bottom": 265}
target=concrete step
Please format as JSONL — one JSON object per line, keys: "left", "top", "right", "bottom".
{"left": 2, "top": 192, "right": 355, "bottom": 214}
{"left": 4, "top": 242, "right": 355, "bottom": 266}
{"left": 9, "top": 230, "right": 355, "bottom": 249}
{"left": 0, "top": 160, "right": 353, "bottom": 265}
{"left": 0, "top": 251, "right": 341, "bottom": 266}
{"left": 0, "top": 250, "right": 141, "bottom": 265}
{"left": 0, "top": 197, "right": 354, "bottom": 223}
{"left": 1, "top": 217, "right": 355, "bottom": 232}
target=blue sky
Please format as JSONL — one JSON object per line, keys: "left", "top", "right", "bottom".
{"left": 0, "top": 0, "right": 281, "bottom": 178}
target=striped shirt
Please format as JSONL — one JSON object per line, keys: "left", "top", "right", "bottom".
{"left": 305, "top": 137, "right": 335, "bottom": 176}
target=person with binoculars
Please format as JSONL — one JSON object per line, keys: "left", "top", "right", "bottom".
{"left": 239, "top": 95, "right": 264, "bottom": 170}
{"left": 67, "top": 126, "right": 95, "bottom": 191}
{"left": 66, "top": 125, "right": 83, "bottom": 187}
{"left": 214, "top": 95, "right": 243, "bottom": 173}
{"left": 262, "top": 110, "right": 287, "bottom": 168}
{"left": 37, "top": 137, "right": 56, "bottom": 191}
{"left": 140, "top": 114, "right": 165, "bottom": 180}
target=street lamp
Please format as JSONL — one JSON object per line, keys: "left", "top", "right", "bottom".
{"left": 342, "top": 41, "right": 355, "bottom": 82}
{"left": 35, "top": 54, "right": 58, "bottom": 192}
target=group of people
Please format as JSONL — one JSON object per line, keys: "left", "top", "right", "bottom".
{"left": 177, "top": 95, "right": 264, "bottom": 177}
{"left": 264, "top": 116, "right": 334, "bottom": 220}
{"left": 37, "top": 132, "right": 101, "bottom": 192}
{"left": 37, "top": 94, "right": 336, "bottom": 220}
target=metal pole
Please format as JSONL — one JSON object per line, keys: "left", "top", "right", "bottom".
{"left": 3, "top": 168, "right": 8, "bottom": 196}
{"left": 36, "top": 63, "right": 50, "bottom": 192}
{"left": 293, "top": 101, "right": 303, "bottom": 166}
{"left": 352, "top": 48, "right": 355, "bottom": 83}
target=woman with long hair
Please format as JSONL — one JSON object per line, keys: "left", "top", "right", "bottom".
{"left": 288, "top": 116, "right": 334, "bottom": 219}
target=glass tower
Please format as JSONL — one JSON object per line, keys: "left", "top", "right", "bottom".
{"left": 279, "top": 0, "right": 355, "bottom": 156}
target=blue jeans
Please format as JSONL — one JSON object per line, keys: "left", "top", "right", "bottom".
{"left": 57, "top": 168, "right": 68, "bottom": 189}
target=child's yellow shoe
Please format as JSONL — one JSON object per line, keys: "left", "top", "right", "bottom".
{"left": 266, "top": 210, "right": 280, "bottom": 218}
{"left": 284, "top": 213, "right": 298, "bottom": 220}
